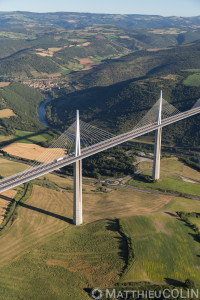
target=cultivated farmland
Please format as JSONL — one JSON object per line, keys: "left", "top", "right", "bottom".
{"left": 0, "top": 109, "right": 16, "bottom": 118}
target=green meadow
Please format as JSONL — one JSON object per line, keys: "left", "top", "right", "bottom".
{"left": 127, "top": 171, "right": 200, "bottom": 196}
{"left": 121, "top": 214, "right": 200, "bottom": 284}
{"left": 0, "top": 155, "right": 199, "bottom": 298}
{"left": 184, "top": 73, "right": 200, "bottom": 87}
{"left": 14, "top": 130, "right": 52, "bottom": 144}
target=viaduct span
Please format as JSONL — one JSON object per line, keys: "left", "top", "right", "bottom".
{"left": 0, "top": 91, "right": 199, "bottom": 225}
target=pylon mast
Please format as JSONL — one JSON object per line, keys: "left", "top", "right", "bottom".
{"left": 152, "top": 91, "right": 162, "bottom": 180}
{"left": 73, "top": 110, "right": 83, "bottom": 225}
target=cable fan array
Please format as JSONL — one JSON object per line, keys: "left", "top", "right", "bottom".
{"left": 192, "top": 98, "right": 200, "bottom": 110}
{"left": 0, "top": 120, "right": 114, "bottom": 186}
{"left": 133, "top": 98, "right": 181, "bottom": 130}
{"left": 0, "top": 94, "right": 197, "bottom": 187}
{"left": 79, "top": 120, "right": 114, "bottom": 148}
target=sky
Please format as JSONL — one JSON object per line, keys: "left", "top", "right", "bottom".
{"left": 0, "top": 0, "right": 199, "bottom": 17}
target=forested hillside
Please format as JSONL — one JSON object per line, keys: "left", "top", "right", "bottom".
{"left": 47, "top": 41, "right": 200, "bottom": 148}
{"left": 1, "top": 27, "right": 197, "bottom": 80}
{"left": 0, "top": 82, "right": 44, "bottom": 132}
{"left": 0, "top": 11, "right": 199, "bottom": 149}
{"left": 0, "top": 13, "right": 200, "bottom": 80}
{"left": 71, "top": 41, "right": 200, "bottom": 88}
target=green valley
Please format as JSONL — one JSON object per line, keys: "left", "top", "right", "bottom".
{"left": 0, "top": 10, "right": 199, "bottom": 300}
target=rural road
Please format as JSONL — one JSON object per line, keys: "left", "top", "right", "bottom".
{"left": 0, "top": 154, "right": 199, "bottom": 200}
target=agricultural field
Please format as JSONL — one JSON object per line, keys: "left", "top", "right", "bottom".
{"left": 184, "top": 73, "right": 200, "bottom": 87}
{"left": 0, "top": 158, "right": 28, "bottom": 222}
{"left": 0, "top": 217, "right": 123, "bottom": 299}
{"left": 0, "top": 153, "right": 199, "bottom": 297}
{"left": 119, "top": 157, "right": 200, "bottom": 285}
{"left": 0, "top": 157, "right": 27, "bottom": 178}
{"left": 128, "top": 171, "right": 200, "bottom": 196}
{"left": 14, "top": 130, "right": 52, "bottom": 144}
{"left": 0, "top": 11, "right": 200, "bottom": 297}
{"left": 35, "top": 47, "right": 63, "bottom": 57}
{"left": 121, "top": 213, "right": 200, "bottom": 284}
{"left": 81, "top": 186, "right": 173, "bottom": 223}
{"left": 0, "top": 109, "right": 16, "bottom": 119}
{"left": 164, "top": 196, "right": 200, "bottom": 212}
{"left": 0, "top": 190, "right": 16, "bottom": 224}
{"left": 132, "top": 136, "right": 154, "bottom": 145}
{"left": 0, "top": 135, "right": 14, "bottom": 143}
{"left": 2, "top": 142, "right": 65, "bottom": 162}
{"left": 0, "top": 82, "right": 10, "bottom": 87}
{"left": 0, "top": 174, "right": 129, "bottom": 298}
{"left": 0, "top": 129, "right": 53, "bottom": 160}
{"left": 139, "top": 157, "right": 200, "bottom": 181}
{"left": 188, "top": 216, "right": 200, "bottom": 230}
{"left": 0, "top": 31, "right": 36, "bottom": 40}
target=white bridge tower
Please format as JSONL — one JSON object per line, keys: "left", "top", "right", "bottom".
{"left": 73, "top": 110, "right": 83, "bottom": 225}
{"left": 152, "top": 90, "right": 162, "bottom": 180}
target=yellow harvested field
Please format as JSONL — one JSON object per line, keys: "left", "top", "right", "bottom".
{"left": 81, "top": 42, "right": 91, "bottom": 46}
{"left": 38, "top": 172, "right": 174, "bottom": 224}
{"left": 0, "top": 185, "right": 71, "bottom": 265}
{"left": 0, "top": 190, "right": 17, "bottom": 224}
{"left": 48, "top": 47, "right": 62, "bottom": 52}
{"left": 0, "top": 109, "right": 16, "bottom": 118}
{"left": 0, "top": 82, "right": 10, "bottom": 87}
{"left": 82, "top": 187, "right": 174, "bottom": 223}
{"left": 36, "top": 47, "right": 62, "bottom": 57}
{"left": 2, "top": 143, "right": 66, "bottom": 162}
{"left": 37, "top": 52, "right": 50, "bottom": 57}
{"left": 24, "top": 169, "right": 174, "bottom": 225}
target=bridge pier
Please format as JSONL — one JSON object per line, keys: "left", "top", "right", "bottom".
{"left": 73, "top": 159, "right": 82, "bottom": 225}
{"left": 152, "top": 91, "right": 162, "bottom": 180}
{"left": 73, "top": 110, "right": 83, "bottom": 225}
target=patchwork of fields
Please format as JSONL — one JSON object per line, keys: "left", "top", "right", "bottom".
{"left": 0, "top": 11, "right": 200, "bottom": 298}
{"left": 0, "top": 136, "right": 199, "bottom": 297}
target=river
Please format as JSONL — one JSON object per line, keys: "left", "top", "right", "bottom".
{"left": 38, "top": 96, "right": 52, "bottom": 127}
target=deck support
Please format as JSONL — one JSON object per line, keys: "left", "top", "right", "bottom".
{"left": 152, "top": 91, "right": 162, "bottom": 180}
{"left": 73, "top": 110, "right": 83, "bottom": 225}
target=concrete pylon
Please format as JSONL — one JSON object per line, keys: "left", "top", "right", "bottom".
{"left": 152, "top": 91, "right": 162, "bottom": 180}
{"left": 73, "top": 110, "right": 83, "bottom": 225}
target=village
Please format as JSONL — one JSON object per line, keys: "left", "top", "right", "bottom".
{"left": 21, "top": 79, "right": 64, "bottom": 92}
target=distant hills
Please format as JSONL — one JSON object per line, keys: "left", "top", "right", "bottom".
{"left": 0, "top": 12, "right": 200, "bottom": 80}
{"left": 0, "top": 11, "right": 200, "bottom": 30}
{"left": 0, "top": 11, "right": 200, "bottom": 148}
{"left": 71, "top": 41, "right": 200, "bottom": 88}
{"left": 48, "top": 40, "right": 200, "bottom": 147}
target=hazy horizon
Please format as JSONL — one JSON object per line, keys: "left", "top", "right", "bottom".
{"left": 0, "top": 10, "right": 200, "bottom": 18}
{"left": 0, "top": 0, "right": 199, "bottom": 18}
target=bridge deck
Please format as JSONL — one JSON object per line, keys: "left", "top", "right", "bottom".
{"left": 0, "top": 106, "right": 199, "bottom": 193}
